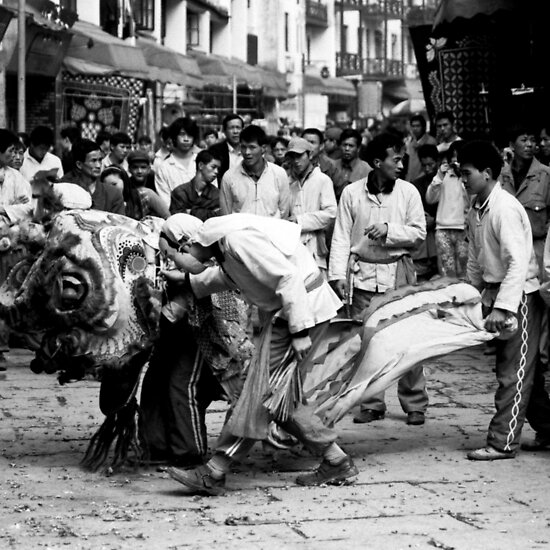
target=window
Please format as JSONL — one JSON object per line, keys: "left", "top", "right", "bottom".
{"left": 391, "top": 33, "right": 398, "bottom": 59}
{"left": 284, "top": 13, "right": 289, "bottom": 52}
{"left": 187, "top": 12, "right": 200, "bottom": 47}
{"left": 247, "top": 34, "right": 258, "bottom": 65}
{"left": 134, "top": 0, "right": 155, "bottom": 31}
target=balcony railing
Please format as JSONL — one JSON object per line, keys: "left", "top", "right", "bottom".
{"left": 336, "top": 52, "right": 404, "bottom": 77}
{"left": 306, "top": 0, "right": 328, "bottom": 26}
{"left": 337, "top": 0, "right": 403, "bottom": 17}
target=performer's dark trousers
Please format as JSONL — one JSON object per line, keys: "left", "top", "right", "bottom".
{"left": 487, "top": 291, "right": 542, "bottom": 453}
{"left": 140, "top": 315, "right": 223, "bottom": 460}
{"left": 213, "top": 320, "right": 338, "bottom": 463}
{"left": 351, "top": 288, "right": 428, "bottom": 414}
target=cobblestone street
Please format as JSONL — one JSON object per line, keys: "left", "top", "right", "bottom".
{"left": 1, "top": 345, "right": 550, "bottom": 550}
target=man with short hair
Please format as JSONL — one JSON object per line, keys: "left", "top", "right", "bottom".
{"left": 20, "top": 126, "right": 64, "bottom": 187}
{"left": 209, "top": 114, "right": 244, "bottom": 185}
{"left": 406, "top": 115, "right": 437, "bottom": 182}
{"left": 435, "top": 111, "right": 462, "bottom": 153}
{"left": 333, "top": 128, "right": 371, "bottom": 200}
{"left": 170, "top": 150, "right": 221, "bottom": 220}
{"left": 220, "top": 125, "right": 290, "bottom": 218}
{"left": 100, "top": 131, "right": 131, "bottom": 173}
{"left": 329, "top": 133, "right": 427, "bottom": 426}
{"left": 62, "top": 139, "right": 125, "bottom": 215}
{"left": 155, "top": 118, "right": 201, "bottom": 208}
{"left": 537, "top": 124, "right": 550, "bottom": 166}
{"left": 459, "top": 140, "right": 542, "bottom": 460}
{"left": 286, "top": 137, "right": 336, "bottom": 272}
{"left": 301, "top": 128, "right": 341, "bottom": 187}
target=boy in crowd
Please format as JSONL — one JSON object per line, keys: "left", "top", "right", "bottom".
{"left": 101, "top": 132, "right": 131, "bottom": 173}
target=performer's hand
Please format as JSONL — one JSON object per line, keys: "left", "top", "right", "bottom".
{"left": 364, "top": 223, "right": 388, "bottom": 240}
{"left": 484, "top": 307, "right": 508, "bottom": 332}
{"left": 291, "top": 335, "right": 312, "bottom": 362}
{"left": 334, "top": 279, "right": 349, "bottom": 301}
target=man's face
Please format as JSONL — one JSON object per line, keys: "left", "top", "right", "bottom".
{"left": 540, "top": 128, "right": 550, "bottom": 157}
{"left": 175, "top": 130, "right": 194, "bottom": 154}
{"left": 288, "top": 151, "right": 311, "bottom": 177}
{"left": 324, "top": 137, "right": 337, "bottom": 154}
{"left": 78, "top": 150, "right": 102, "bottom": 179}
{"left": 9, "top": 146, "right": 24, "bottom": 170}
{"left": 99, "top": 140, "right": 110, "bottom": 156}
{"left": 199, "top": 159, "right": 221, "bottom": 183}
{"left": 411, "top": 121, "right": 424, "bottom": 139}
{"left": 204, "top": 134, "right": 218, "bottom": 148}
{"left": 511, "top": 133, "right": 535, "bottom": 161}
{"left": 303, "top": 133, "right": 322, "bottom": 158}
{"left": 225, "top": 119, "right": 243, "bottom": 147}
{"left": 112, "top": 142, "right": 130, "bottom": 163}
{"left": 241, "top": 140, "right": 264, "bottom": 168}
{"left": 271, "top": 141, "right": 288, "bottom": 163}
{"left": 29, "top": 143, "right": 50, "bottom": 163}
{"left": 0, "top": 144, "right": 15, "bottom": 168}
{"left": 138, "top": 142, "right": 152, "bottom": 153}
{"left": 461, "top": 163, "right": 487, "bottom": 196}
{"left": 436, "top": 118, "right": 453, "bottom": 141}
{"left": 420, "top": 156, "right": 438, "bottom": 178}
{"left": 341, "top": 137, "right": 359, "bottom": 162}
{"left": 377, "top": 147, "right": 404, "bottom": 182}
{"left": 129, "top": 161, "right": 150, "bottom": 183}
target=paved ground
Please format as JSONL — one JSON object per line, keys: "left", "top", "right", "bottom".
{"left": 1, "top": 345, "right": 550, "bottom": 550}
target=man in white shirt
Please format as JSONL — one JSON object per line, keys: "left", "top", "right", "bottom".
{"left": 220, "top": 125, "right": 290, "bottom": 218}
{"left": 329, "top": 133, "right": 428, "bottom": 426}
{"left": 100, "top": 132, "right": 131, "bottom": 174}
{"left": 286, "top": 137, "right": 336, "bottom": 272}
{"left": 20, "top": 126, "right": 63, "bottom": 188}
{"left": 460, "top": 140, "right": 543, "bottom": 460}
{"left": 155, "top": 118, "right": 201, "bottom": 208}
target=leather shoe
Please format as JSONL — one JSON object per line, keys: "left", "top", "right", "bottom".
{"left": 407, "top": 411, "right": 425, "bottom": 425}
{"left": 467, "top": 446, "right": 515, "bottom": 461}
{"left": 353, "top": 409, "right": 385, "bottom": 424}
{"left": 521, "top": 434, "right": 550, "bottom": 451}
{"left": 168, "top": 465, "right": 225, "bottom": 496}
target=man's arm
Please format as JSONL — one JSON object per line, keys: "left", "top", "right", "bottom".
{"left": 277, "top": 171, "right": 291, "bottom": 219}
{"left": 466, "top": 211, "right": 483, "bottom": 290}
{"left": 385, "top": 186, "right": 427, "bottom": 249}
{"left": 296, "top": 175, "right": 337, "bottom": 232}
{"left": 219, "top": 172, "right": 233, "bottom": 215}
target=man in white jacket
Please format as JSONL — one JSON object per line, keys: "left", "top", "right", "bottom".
{"left": 329, "top": 133, "right": 428, "bottom": 425}
{"left": 164, "top": 214, "right": 357, "bottom": 495}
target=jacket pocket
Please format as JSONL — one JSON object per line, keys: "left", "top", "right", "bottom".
{"left": 523, "top": 199, "right": 547, "bottom": 238}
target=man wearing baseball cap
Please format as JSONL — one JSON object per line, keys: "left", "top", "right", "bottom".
{"left": 286, "top": 137, "right": 337, "bottom": 274}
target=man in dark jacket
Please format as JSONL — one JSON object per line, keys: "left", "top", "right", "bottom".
{"left": 61, "top": 139, "right": 125, "bottom": 215}
{"left": 208, "top": 114, "right": 243, "bottom": 186}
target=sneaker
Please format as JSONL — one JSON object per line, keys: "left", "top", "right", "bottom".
{"left": 467, "top": 446, "right": 516, "bottom": 461}
{"left": 353, "top": 409, "right": 385, "bottom": 424}
{"left": 520, "top": 434, "right": 550, "bottom": 451}
{"left": 407, "top": 411, "right": 425, "bottom": 426}
{"left": 167, "top": 465, "right": 225, "bottom": 496}
{"left": 295, "top": 456, "right": 358, "bottom": 487}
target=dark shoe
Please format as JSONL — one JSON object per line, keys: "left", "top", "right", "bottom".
{"left": 353, "top": 409, "right": 385, "bottom": 424}
{"left": 467, "top": 446, "right": 516, "bottom": 461}
{"left": 521, "top": 434, "right": 550, "bottom": 451}
{"left": 167, "top": 465, "right": 225, "bottom": 496}
{"left": 295, "top": 456, "right": 358, "bottom": 487}
{"left": 407, "top": 411, "right": 425, "bottom": 426}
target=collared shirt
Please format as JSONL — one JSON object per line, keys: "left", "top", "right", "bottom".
{"left": 100, "top": 155, "right": 129, "bottom": 174}
{"left": 152, "top": 147, "right": 171, "bottom": 174}
{"left": 329, "top": 176, "right": 426, "bottom": 293}
{"left": 155, "top": 152, "right": 198, "bottom": 208}
{"left": 289, "top": 166, "right": 336, "bottom": 269}
{"left": 220, "top": 159, "right": 290, "bottom": 218}
{"left": 436, "top": 135, "right": 462, "bottom": 153}
{"left": 20, "top": 151, "right": 63, "bottom": 183}
{"left": 467, "top": 183, "right": 539, "bottom": 313}
{"left": 405, "top": 132, "right": 437, "bottom": 182}
{"left": 0, "top": 167, "right": 33, "bottom": 223}
{"left": 333, "top": 157, "right": 371, "bottom": 200}
{"left": 227, "top": 143, "right": 242, "bottom": 169}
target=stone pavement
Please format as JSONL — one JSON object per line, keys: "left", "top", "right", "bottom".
{"left": 1, "top": 345, "right": 550, "bottom": 550}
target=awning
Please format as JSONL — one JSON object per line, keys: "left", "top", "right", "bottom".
{"left": 383, "top": 78, "right": 424, "bottom": 102}
{"left": 63, "top": 20, "right": 148, "bottom": 78}
{"left": 433, "top": 0, "right": 518, "bottom": 30}
{"left": 304, "top": 74, "right": 356, "bottom": 97}
{"left": 192, "top": 52, "right": 288, "bottom": 98}
{"left": 136, "top": 38, "right": 203, "bottom": 88}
